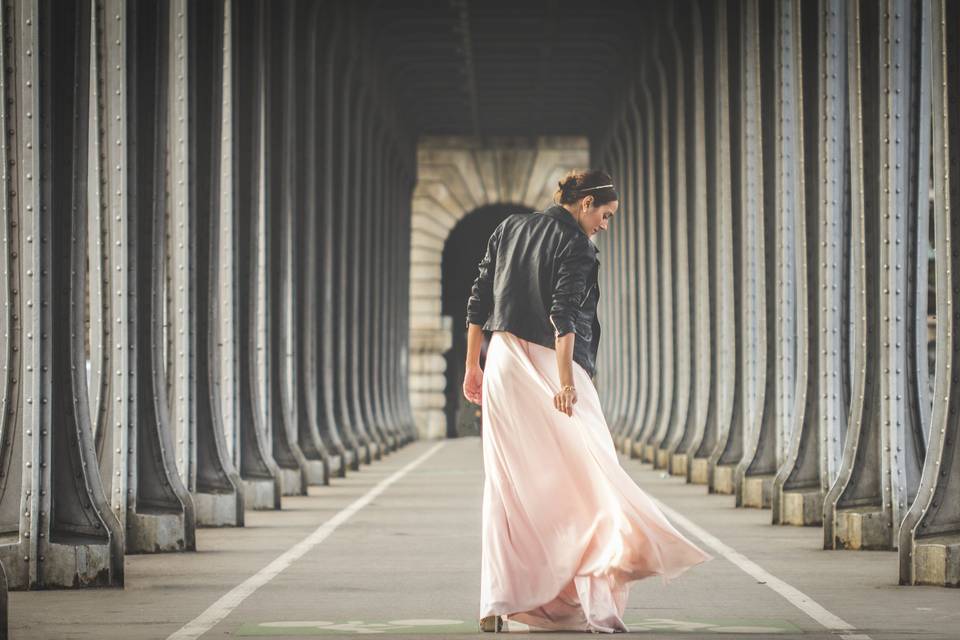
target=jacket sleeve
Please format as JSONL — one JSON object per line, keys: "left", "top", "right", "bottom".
{"left": 465, "top": 222, "right": 504, "bottom": 329}
{"left": 548, "top": 237, "right": 595, "bottom": 338}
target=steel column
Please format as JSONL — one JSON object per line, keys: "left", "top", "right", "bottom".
{"left": 188, "top": 0, "right": 244, "bottom": 526}
{"left": 702, "top": 0, "right": 740, "bottom": 492}
{"left": 661, "top": 9, "right": 693, "bottom": 474}
{"left": 733, "top": 0, "right": 780, "bottom": 509}
{"left": 231, "top": 0, "right": 281, "bottom": 510}
{"left": 898, "top": 0, "right": 960, "bottom": 587}
{"left": 672, "top": 2, "right": 712, "bottom": 478}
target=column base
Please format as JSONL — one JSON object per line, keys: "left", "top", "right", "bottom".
{"left": 690, "top": 457, "right": 710, "bottom": 484}
{"left": 243, "top": 478, "right": 280, "bottom": 510}
{"left": 654, "top": 447, "right": 670, "bottom": 470}
{"left": 127, "top": 511, "right": 192, "bottom": 553}
{"left": 670, "top": 453, "right": 688, "bottom": 477}
{"left": 194, "top": 491, "right": 243, "bottom": 527}
{"left": 279, "top": 467, "right": 305, "bottom": 496}
{"left": 741, "top": 474, "right": 774, "bottom": 508}
{"left": 913, "top": 535, "right": 960, "bottom": 587}
{"left": 35, "top": 543, "right": 116, "bottom": 588}
{"left": 835, "top": 507, "right": 893, "bottom": 550}
{"left": 781, "top": 489, "right": 823, "bottom": 525}
{"left": 712, "top": 464, "right": 736, "bottom": 494}
{"left": 642, "top": 443, "right": 656, "bottom": 463}
{"left": 302, "top": 459, "right": 327, "bottom": 486}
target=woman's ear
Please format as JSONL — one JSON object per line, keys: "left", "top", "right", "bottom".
{"left": 582, "top": 195, "right": 593, "bottom": 211}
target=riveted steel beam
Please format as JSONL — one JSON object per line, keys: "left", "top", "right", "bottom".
{"left": 631, "top": 63, "right": 662, "bottom": 461}
{"left": 689, "top": 1, "right": 723, "bottom": 480}
{"left": 660, "top": 7, "right": 693, "bottom": 475}
{"left": 623, "top": 86, "right": 645, "bottom": 451}
{"left": 368, "top": 114, "right": 397, "bottom": 452}
{"left": 264, "top": 0, "right": 309, "bottom": 496}
{"left": 623, "top": 89, "right": 651, "bottom": 459}
{"left": 607, "top": 113, "right": 628, "bottom": 431}
{"left": 394, "top": 144, "right": 417, "bottom": 443}
{"left": 231, "top": 0, "right": 281, "bottom": 510}
{"left": 317, "top": 8, "right": 357, "bottom": 474}
{"left": 119, "top": 0, "right": 198, "bottom": 552}
{"left": 334, "top": 7, "right": 371, "bottom": 467}
{"left": 899, "top": 0, "right": 960, "bottom": 587}
{"left": 90, "top": 0, "right": 130, "bottom": 547}
{"left": 293, "top": 0, "right": 334, "bottom": 485}
{"left": 643, "top": 45, "right": 676, "bottom": 467}
{"left": 613, "top": 88, "right": 641, "bottom": 448}
{"left": 350, "top": 60, "right": 385, "bottom": 460}
{"left": 769, "top": 0, "right": 802, "bottom": 525}
{"left": 774, "top": 0, "right": 848, "bottom": 527}
{"left": 0, "top": 0, "right": 124, "bottom": 589}
{"left": 672, "top": 2, "right": 712, "bottom": 478}
{"left": 701, "top": 0, "right": 739, "bottom": 493}
{"left": 187, "top": 0, "right": 244, "bottom": 525}
{"left": 732, "top": 0, "right": 780, "bottom": 509}
{"left": 826, "top": 0, "right": 928, "bottom": 551}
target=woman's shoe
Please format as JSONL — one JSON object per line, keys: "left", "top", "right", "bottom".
{"left": 479, "top": 615, "right": 503, "bottom": 632}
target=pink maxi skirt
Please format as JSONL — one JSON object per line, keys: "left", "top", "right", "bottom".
{"left": 479, "top": 331, "right": 713, "bottom": 633}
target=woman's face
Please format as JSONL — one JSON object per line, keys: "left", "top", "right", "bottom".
{"left": 577, "top": 197, "right": 618, "bottom": 238}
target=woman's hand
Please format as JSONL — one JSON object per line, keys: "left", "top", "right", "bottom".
{"left": 463, "top": 364, "right": 484, "bottom": 405}
{"left": 553, "top": 385, "right": 577, "bottom": 417}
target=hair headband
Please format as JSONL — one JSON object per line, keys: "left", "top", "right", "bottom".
{"left": 577, "top": 184, "right": 614, "bottom": 191}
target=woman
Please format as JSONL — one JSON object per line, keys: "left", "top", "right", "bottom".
{"left": 462, "top": 170, "right": 713, "bottom": 633}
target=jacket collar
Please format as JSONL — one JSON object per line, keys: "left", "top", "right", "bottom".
{"left": 542, "top": 205, "right": 600, "bottom": 256}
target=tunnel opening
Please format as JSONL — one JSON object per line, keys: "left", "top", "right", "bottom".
{"left": 440, "top": 204, "right": 534, "bottom": 439}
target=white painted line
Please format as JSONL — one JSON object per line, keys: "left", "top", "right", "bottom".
{"left": 167, "top": 441, "right": 447, "bottom": 640}
{"left": 650, "top": 496, "right": 871, "bottom": 640}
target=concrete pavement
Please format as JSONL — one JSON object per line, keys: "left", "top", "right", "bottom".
{"left": 9, "top": 437, "right": 957, "bottom": 639}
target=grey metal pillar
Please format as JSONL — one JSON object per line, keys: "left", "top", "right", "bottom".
{"left": 188, "top": 0, "right": 245, "bottom": 526}
{"left": 732, "top": 0, "right": 780, "bottom": 509}
{"left": 689, "top": 2, "right": 725, "bottom": 481}
{"left": 768, "top": 0, "right": 802, "bottom": 525}
{"left": 624, "top": 90, "right": 652, "bottom": 460}
{"left": 392, "top": 150, "right": 413, "bottom": 443}
{"left": 335, "top": 11, "right": 371, "bottom": 467}
{"left": 232, "top": 0, "right": 281, "bottom": 510}
{"left": 632, "top": 67, "right": 662, "bottom": 461}
{"left": 356, "top": 73, "right": 391, "bottom": 455}
{"left": 607, "top": 116, "right": 629, "bottom": 432}
{"left": 371, "top": 118, "right": 400, "bottom": 450}
{"left": 121, "top": 0, "right": 198, "bottom": 551}
{"left": 0, "top": 0, "right": 124, "bottom": 588}
{"left": 898, "top": 0, "right": 960, "bottom": 587}
{"left": 350, "top": 79, "right": 385, "bottom": 460}
{"left": 774, "top": 0, "right": 848, "bottom": 527}
{"left": 318, "top": 9, "right": 357, "bottom": 475}
{"left": 264, "top": 0, "right": 309, "bottom": 496}
{"left": 613, "top": 92, "right": 641, "bottom": 449}
{"left": 660, "top": 10, "right": 694, "bottom": 475}
{"left": 825, "top": 0, "right": 928, "bottom": 550}
{"left": 618, "top": 89, "right": 644, "bottom": 452}
{"left": 671, "top": 2, "right": 712, "bottom": 478}
{"left": 701, "top": 0, "right": 739, "bottom": 492}
{"left": 292, "top": 0, "right": 333, "bottom": 487}
{"left": 644, "top": 50, "right": 677, "bottom": 466}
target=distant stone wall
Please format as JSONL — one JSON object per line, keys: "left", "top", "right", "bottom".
{"left": 408, "top": 136, "right": 590, "bottom": 439}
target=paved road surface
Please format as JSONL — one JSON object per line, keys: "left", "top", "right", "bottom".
{"left": 10, "top": 438, "right": 957, "bottom": 639}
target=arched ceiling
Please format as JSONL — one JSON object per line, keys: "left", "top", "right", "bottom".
{"left": 366, "top": 0, "right": 656, "bottom": 138}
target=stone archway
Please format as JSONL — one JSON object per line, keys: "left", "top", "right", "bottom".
{"left": 408, "top": 136, "right": 589, "bottom": 439}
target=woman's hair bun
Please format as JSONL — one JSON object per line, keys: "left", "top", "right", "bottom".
{"left": 553, "top": 169, "right": 619, "bottom": 206}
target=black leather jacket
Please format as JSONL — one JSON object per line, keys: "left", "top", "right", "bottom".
{"left": 465, "top": 204, "right": 601, "bottom": 378}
